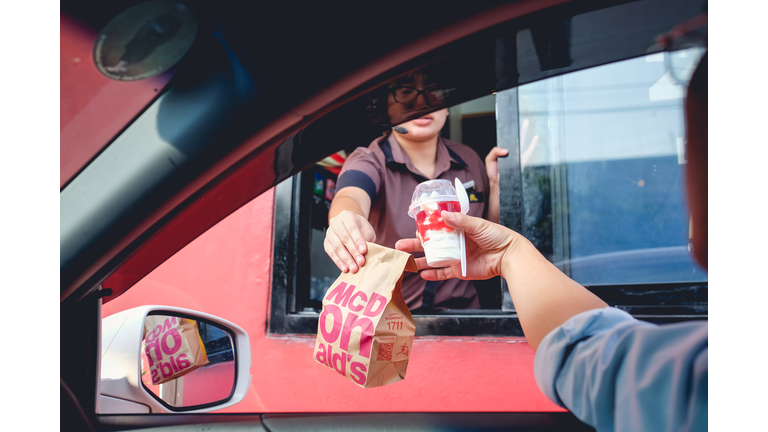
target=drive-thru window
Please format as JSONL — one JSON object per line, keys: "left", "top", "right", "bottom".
{"left": 269, "top": 40, "right": 707, "bottom": 337}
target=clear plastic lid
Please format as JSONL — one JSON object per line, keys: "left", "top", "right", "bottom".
{"left": 408, "top": 179, "right": 459, "bottom": 218}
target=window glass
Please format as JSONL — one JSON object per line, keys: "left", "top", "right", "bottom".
{"left": 512, "top": 49, "right": 707, "bottom": 285}
{"left": 307, "top": 162, "right": 344, "bottom": 309}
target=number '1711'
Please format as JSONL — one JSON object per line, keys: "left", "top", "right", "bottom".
{"left": 387, "top": 321, "right": 403, "bottom": 330}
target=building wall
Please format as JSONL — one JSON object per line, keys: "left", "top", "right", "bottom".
{"left": 103, "top": 188, "right": 560, "bottom": 412}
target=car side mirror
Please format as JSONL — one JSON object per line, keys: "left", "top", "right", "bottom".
{"left": 98, "top": 305, "right": 251, "bottom": 413}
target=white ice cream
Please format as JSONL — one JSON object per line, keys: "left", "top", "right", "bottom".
{"left": 422, "top": 230, "right": 462, "bottom": 267}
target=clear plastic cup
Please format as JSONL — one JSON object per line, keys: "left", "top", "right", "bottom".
{"left": 408, "top": 179, "right": 463, "bottom": 267}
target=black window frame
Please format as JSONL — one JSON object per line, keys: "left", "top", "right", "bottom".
{"left": 268, "top": 0, "right": 708, "bottom": 336}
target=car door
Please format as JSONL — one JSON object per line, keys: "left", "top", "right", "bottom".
{"left": 61, "top": 0, "right": 707, "bottom": 430}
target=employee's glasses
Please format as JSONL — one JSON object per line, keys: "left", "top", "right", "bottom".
{"left": 391, "top": 85, "right": 445, "bottom": 106}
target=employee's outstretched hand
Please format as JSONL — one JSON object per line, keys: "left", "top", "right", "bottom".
{"left": 395, "top": 211, "right": 519, "bottom": 281}
{"left": 325, "top": 210, "right": 376, "bottom": 273}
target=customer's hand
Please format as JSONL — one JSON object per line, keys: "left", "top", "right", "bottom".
{"left": 324, "top": 210, "right": 376, "bottom": 273}
{"left": 395, "top": 211, "right": 520, "bottom": 281}
{"left": 399, "top": 210, "right": 608, "bottom": 352}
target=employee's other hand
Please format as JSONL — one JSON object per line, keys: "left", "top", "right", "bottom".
{"left": 485, "top": 147, "right": 509, "bottom": 224}
{"left": 485, "top": 146, "right": 509, "bottom": 185}
{"left": 325, "top": 210, "right": 376, "bottom": 273}
{"left": 395, "top": 211, "right": 519, "bottom": 281}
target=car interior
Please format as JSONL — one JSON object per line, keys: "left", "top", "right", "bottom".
{"left": 61, "top": 0, "right": 708, "bottom": 430}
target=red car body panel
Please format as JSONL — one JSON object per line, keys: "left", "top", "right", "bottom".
{"left": 103, "top": 191, "right": 561, "bottom": 412}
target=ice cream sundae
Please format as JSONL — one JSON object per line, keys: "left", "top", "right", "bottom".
{"left": 408, "top": 180, "right": 463, "bottom": 267}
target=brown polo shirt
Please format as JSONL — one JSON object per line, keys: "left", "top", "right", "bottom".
{"left": 336, "top": 133, "right": 489, "bottom": 310}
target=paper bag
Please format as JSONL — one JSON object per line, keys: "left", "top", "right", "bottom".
{"left": 143, "top": 316, "right": 210, "bottom": 385}
{"left": 313, "top": 242, "right": 418, "bottom": 388}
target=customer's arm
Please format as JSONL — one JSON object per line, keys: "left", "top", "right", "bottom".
{"left": 396, "top": 212, "right": 707, "bottom": 431}
{"left": 395, "top": 211, "right": 606, "bottom": 352}
{"left": 534, "top": 307, "right": 708, "bottom": 432}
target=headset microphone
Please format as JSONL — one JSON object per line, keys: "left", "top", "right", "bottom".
{"left": 393, "top": 126, "right": 409, "bottom": 134}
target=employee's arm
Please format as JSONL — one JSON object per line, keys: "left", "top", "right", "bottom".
{"left": 325, "top": 187, "right": 376, "bottom": 274}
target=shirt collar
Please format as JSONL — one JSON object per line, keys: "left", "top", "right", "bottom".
{"left": 382, "top": 135, "right": 467, "bottom": 180}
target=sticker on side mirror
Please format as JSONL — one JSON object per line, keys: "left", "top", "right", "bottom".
{"left": 141, "top": 315, "right": 235, "bottom": 408}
